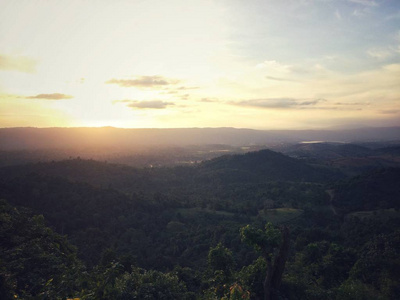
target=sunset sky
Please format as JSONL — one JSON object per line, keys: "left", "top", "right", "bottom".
{"left": 0, "top": 0, "right": 399, "bottom": 129}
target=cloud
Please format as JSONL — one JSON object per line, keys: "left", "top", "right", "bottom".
{"left": 161, "top": 86, "right": 199, "bottom": 95}
{"left": 256, "top": 60, "right": 330, "bottom": 78}
{"left": 386, "top": 11, "right": 400, "bottom": 20}
{"left": 0, "top": 54, "right": 37, "bottom": 73}
{"left": 26, "top": 93, "right": 73, "bottom": 100}
{"left": 161, "top": 90, "right": 178, "bottom": 95}
{"left": 349, "top": 0, "right": 378, "bottom": 7}
{"left": 265, "top": 76, "right": 298, "bottom": 82}
{"left": 177, "top": 86, "right": 199, "bottom": 90}
{"left": 255, "top": 60, "right": 292, "bottom": 73}
{"left": 113, "top": 99, "right": 174, "bottom": 109}
{"left": 233, "top": 98, "right": 326, "bottom": 109}
{"left": 334, "top": 102, "right": 368, "bottom": 106}
{"left": 179, "top": 94, "right": 190, "bottom": 100}
{"left": 352, "top": 3, "right": 377, "bottom": 17}
{"left": 380, "top": 109, "right": 399, "bottom": 114}
{"left": 367, "top": 48, "right": 395, "bottom": 60}
{"left": 335, "top": 9, "right": 342, "bottom": 20}
{"left": 106, "top": 76, "right": 179, "bottom": 88}
{"left": 200, "top": 97, "right": 220, "bottom": 103}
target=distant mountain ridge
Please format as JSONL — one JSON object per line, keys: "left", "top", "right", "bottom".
{"left": 0, "top": 126, "right": 399, "bottom": 150}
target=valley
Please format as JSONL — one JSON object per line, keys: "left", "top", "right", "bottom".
{"left": 1, "top": 131, "right": 400, "bottom": 299}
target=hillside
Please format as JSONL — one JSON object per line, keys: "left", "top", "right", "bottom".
{"left": 278, "top": 142, "right": 400, "bottom": 176}
{"left": 199, "top": 149, "right": 343, "bottom": 183}
{"left": 1, "top": 147, "right": 399, "bottom": 299}
{"left": 332, "top": 168, "right": 400, "bottom": 213}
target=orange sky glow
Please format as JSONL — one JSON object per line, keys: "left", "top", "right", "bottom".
{"left": 0, "top": 0, "right": 399, "bottom": 129}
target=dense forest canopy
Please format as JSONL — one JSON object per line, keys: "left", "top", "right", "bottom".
{"left": 1, "top": 141, "right": 400, "bottom": 299}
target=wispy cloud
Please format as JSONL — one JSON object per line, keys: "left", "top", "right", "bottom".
{"left": 160, "top": 85, "right": 199, "bottom": 96}
{"left": 176, "top": 86, "right": 199, "bottom": 90}
{"left": 200, "top": 97, "right": 220, "bottom": 103}
{"left": 233, "top": 98, "right": 326, "bottom": 109}
{"left": 256, "top": 59, "right": 329, "bottom": 78}
{"left": 380, "top": 109, "right": 399, "bottom": 114}
{"left": 161, "top": 90, "right": 178, "bottom": 95}
{"left": 113, "top": 99, "right": 174, "bottom": 109}
{"left": 349, "top": 0, "right": 378, "bottom": 7}
{"left": 367, "top": 48, "right": 395, "bottom": 60}
{"left": 255, "top": 60, "right": 292, "bottom": 73}
{"left": 265, "top": 76, "right": 299, "bottom": 82}
{"left": 335, "top": 9, "right": 342, "bottom": 20}
{"left": 179, "top": 94, "right": 190, "bottom": 100}
{"left": 0, "top": 54, "right": 37, "bottom": 73}
{"left": 351, "top": 2, "right": 378, "bottom": 17}
{"left": 106, "top": 76, "right": 179, "bottom": 88}
{"left": 26, "top": 93, "right": 73, "bottom": 100}
{"left": 386, "top": 11, "right": 400, "bottom": 20}
{"left": 334, "top": 102, "right": 369, "bottom": 106}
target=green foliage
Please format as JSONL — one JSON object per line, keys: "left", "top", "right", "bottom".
{"left": 0, "top": 154, "right": 399, "bottom": 299}
{"left": 0, "top": 199, "right": 83, "bottom": 299}
{"left": 207, "top": 244, "right": 235, "bottom": 298}
{"left": 335, "top": 280, "right": 384, "bottom": 300}
{"left": 240, "top": 223, "right": 281, "bottom": 255}
{"left": 173, "top": 266, "right": 202, "bottom": 296}
{"left": 208, "top": 243, "right": 235, "bottom": 275}
{"left": 84, "top": 262, "right": 125, "bottom": 300}
{"left": 114, "top": 267, "right": 189, "bottom": 300}
{"left": 333, "top": 168, "right": 400, "bottom": 213}
{"left": 238, "top": 257, "right": 266, "bottom": 299}
{"left": 79, "top": 263, "right": 191, "bottom": 300}
{"left": 349, "top": 231, "right": 400, "bottom": 299}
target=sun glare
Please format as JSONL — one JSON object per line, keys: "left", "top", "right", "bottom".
{"left": 0, "top": 0, "right": 399, "bottom": 129}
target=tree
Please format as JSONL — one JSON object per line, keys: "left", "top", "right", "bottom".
{"left": 240, "top": 223, "right": 290, "bottom": 300}
{"left": 239, "top": 257, "right": 266, "bottom": 299}
{"left": 114, "top": 267, "right": 189, "bottom": 300}
{"left": 207, "top": 243, "right": 235, "bottom": 298}
{"left": 208, "top": 243, "right": 235, "bottom": 277}
{"left": 0, "top": 199, "right": 83, "bottom": 299}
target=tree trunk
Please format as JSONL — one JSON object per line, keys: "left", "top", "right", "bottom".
{"left": 263, "top": 226, "right": 290, "bottom": 300}
{"left": 263, "top": 256, "right": 273, "bottom": 300}
{"left": 271, "top": 226, "right": 290, "bottom": 296}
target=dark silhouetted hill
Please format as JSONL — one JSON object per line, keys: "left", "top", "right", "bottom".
{"left": 199, "top": 149, "right": 343, "bottom": 183}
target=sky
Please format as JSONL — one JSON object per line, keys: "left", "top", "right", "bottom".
{"left": 0, "top": 0, "right": 399, "bottom": 129}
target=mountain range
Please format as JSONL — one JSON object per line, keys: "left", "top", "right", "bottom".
{"left": 0, "top": 126, "right": 399, "bottom": 150}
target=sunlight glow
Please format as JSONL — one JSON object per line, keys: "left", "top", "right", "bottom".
{"left": 0, "top": 0, "right": 399, "bottom": 129}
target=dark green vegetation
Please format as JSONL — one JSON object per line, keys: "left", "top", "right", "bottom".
{"left": 1, "top": 147, "right": 400, "bottom": 299}
{"left": 278, "top": 142, "right": 400, "bottom": 176}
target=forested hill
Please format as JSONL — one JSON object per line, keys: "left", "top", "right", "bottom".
{"left": 332, "top": 168, "right": 400, "bottom": 213}
{"left": 1, "top": 148, "right": 400, "bottom": 299}
{"left": 0, "top": 149, "right": 344, "bottom": 193}
{"left": 199, "top": 149, "right": 343, "bottom": 183}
